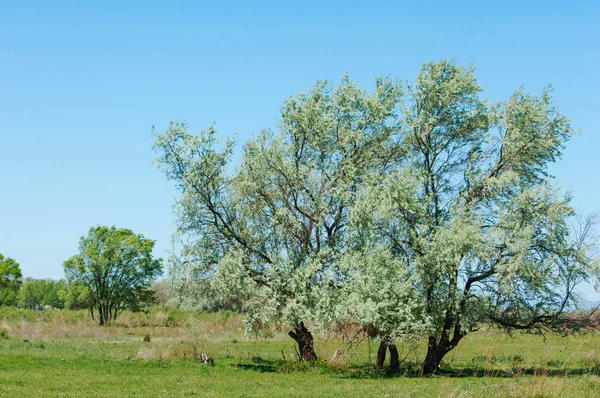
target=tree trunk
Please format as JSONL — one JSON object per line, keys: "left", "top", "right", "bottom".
{"left": 421, "top": 336, "right": 451, "bottom": 375}
{"left": 376, "top": 340, "right": 387, "bottom": 368}
{"left": 376, "top": 340, "right": 400, "bottom": 371}
{"left": 422, "top": 347, "right": 444, "bottom": 375}
{"left": 98, "top": 304, "right": 107, "bottom": 326}
{"left": 388, "top": 343, "right": 399, "bottom": 372}
{"left": 288, "top": 322, "right": 317, "bottom": 361}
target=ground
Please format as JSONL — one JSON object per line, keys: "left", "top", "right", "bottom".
{"left": 0, "top": 308, "right": 598, "bottom": 397}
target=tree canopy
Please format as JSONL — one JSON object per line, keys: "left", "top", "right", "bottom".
{"left": 154, "top": 60, "right": 599, "bottom": 372}
{"left": 63, "top": 226, "right": 163, "bottom": 325}
{"left": 336, "top": 61, "right": 599, "bottom": 373}
{"left": 0, "top": 253, "right": 23, "bottom": 306}
{"left": 154, "top": 76, "right": 402, "bottom": 360}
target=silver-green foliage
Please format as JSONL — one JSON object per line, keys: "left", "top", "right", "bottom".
{"left": 153, "top": 76, "right": 403, "bottom": 337}
{"left": 154, "top": 60, "right": 598, "bottom": 370}
{"left": 345, "top": 60, "right": 598, "bottom": 373}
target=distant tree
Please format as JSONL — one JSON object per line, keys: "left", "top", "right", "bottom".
{"left": 150, "top": 280, "right": 173, "bottom": 307}
{"left": 18, "top": 278, "right": 40, "bottom": 309}
{"left": 18, "top": 278, "right": 67, "bottom": 309}
{"left": 0, "top": 253, "right": 23, "bottom": 306}
{"left": 58, "top": 282, "right": 93, "bottom": 311}
{"left": 63, "top": 226, "right": 163, "bottom": 325}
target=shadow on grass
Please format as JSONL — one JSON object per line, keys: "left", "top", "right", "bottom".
{"left": 235, "top": 363, "right": 277, "bottom": 372}
{"left": 432, "top": 366, "right": 600, "bottom": 379}
{"left": 338, "top": 364, "right": 600, "bottom": 379}
{"left": 233, "top": 356, "right": 278, "bottom": 373}
{"left": 346, "top": 364, "right": 600, "bottom": 379}
{"left": 230, "top": 357, "right": 600, "bottom": 379}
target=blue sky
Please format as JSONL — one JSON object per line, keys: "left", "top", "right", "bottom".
{"left": 1, "top": 1, "right": 599, "bottom": 299}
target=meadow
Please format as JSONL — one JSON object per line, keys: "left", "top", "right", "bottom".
{"left": 0, "top": 308, "right": 599, "bottom": 397}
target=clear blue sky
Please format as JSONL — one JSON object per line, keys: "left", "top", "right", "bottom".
{"left": 1, "top": 1, "right": 598, "bottom": 300}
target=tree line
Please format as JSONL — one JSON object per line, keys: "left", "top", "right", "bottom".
{"left": 0, "top": 254, "right": 84, "bottom": 310}
{"left": 1, "top": 241, "right": 232, "bottom": 314}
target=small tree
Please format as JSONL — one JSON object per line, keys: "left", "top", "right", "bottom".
{"left": 0, "top": 253, "right": 22, "bottom": 306}
{"left": 63, "top": 226, "right": 163, "bottom": 325}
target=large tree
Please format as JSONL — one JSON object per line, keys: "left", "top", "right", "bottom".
{"left": 345, "top": 60, "right": 599, "bottom": 374}
{"left": 63, "top": 226, "right": 163, "bottom": 325}
{"left": 154, "top": 60, "right": 598, "bottom": 370}
{"left": 153, "top": 76, "right": 402, "bottom": 360}
{"left": 0, "top": 253, "right": 23, "bottom": 306}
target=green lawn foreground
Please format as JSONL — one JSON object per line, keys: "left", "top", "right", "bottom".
{"left": 1, "top": 308, "right": 599, "bottom": 397}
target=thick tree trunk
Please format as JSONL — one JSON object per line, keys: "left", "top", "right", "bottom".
{"left": 98, "top": 304, "right": 108, "bottom": 326}
{"left": 388, "top": 343, "right": 399, "bottom": 372}
{"left": 422, "top": 346, "right": 445, "bottom": 375}
{"left": 376, "top": 341, "right": 400, "bottom": 371}
{"left": 376, "top": 340, "right": 387, "bottom": 368}
{"left": 288, "top": 322, "right": 317, "bottom": 361}
{"left": 421, "top": 336, "right": 454, "bottom": 375}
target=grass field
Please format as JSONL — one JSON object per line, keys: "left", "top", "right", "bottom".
{"left": 1, "top": 308, "right": 599, "bottom": 397}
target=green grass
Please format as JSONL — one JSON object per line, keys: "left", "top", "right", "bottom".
{"left": 1, "top": 308, "right": 599, "bottom": 397}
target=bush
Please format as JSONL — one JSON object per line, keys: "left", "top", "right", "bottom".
{"left": 143, "top": 334, "right": 151, "bottom": 342}
{"left": 0, "top": 327, "right": 8, "bottom": 339}
{"left": 153, "top": 279, "right": 242, "bottom": 312}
